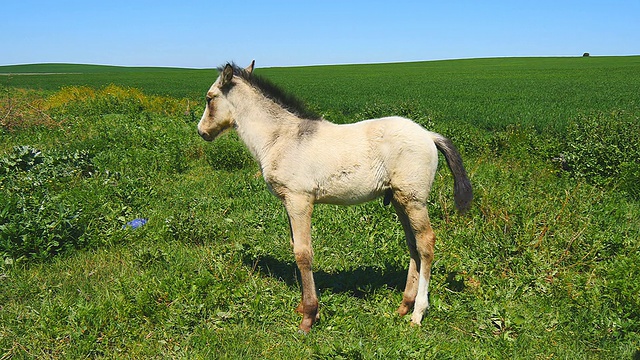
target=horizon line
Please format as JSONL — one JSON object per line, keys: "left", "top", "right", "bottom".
{"left": 1, "top": 54, "right": 639, "bottom": 71}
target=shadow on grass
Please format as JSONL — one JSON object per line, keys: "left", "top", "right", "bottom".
{"left": 244, "top": 254, "right": 407, "bottom": 298}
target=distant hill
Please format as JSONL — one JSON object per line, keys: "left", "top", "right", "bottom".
{"left": 0, "top": 63, "right": 204, "bottom": 74}
{"left": 0, "top": 63, "right": 214, "bottom": 99}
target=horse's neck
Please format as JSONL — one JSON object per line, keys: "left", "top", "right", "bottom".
{"left": 230, "top": 83, "right": 299, "bottom": 163}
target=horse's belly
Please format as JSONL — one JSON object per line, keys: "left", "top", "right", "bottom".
{"left": 314, "top": 188, "right": 384, "bottom": 205}
{"left": 313, "top": 169, "right": 388, "bottom": 205}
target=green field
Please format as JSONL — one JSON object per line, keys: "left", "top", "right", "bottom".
{"left": 1, "top": 57, "right": 639, "bottom": 358}
{"left": 3, "top": 56, "right": 640, "bottom": 131}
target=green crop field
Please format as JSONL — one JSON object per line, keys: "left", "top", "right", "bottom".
{"left": 1, "top": 57, "right": 639, "bottom": 358}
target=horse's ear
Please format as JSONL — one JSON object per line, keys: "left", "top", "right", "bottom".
{"left": 245, "top": 60, "right": 255, "bottom": 74}
{"left": 219, "top": 64, "right": 234, "bottom": 88}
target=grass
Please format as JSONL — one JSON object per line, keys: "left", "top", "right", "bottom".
{"left": 1, "top": 57, "right": 639, "bottom": 358}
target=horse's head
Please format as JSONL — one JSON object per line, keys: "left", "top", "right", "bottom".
{"left": 197, "top": 60, "right": 255, "bottom": 141}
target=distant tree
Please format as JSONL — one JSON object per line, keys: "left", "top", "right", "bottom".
{"left": 583, "top": 52, "right": 590, "bottom": 57}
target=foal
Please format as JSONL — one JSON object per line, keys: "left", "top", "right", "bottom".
{"left": 197, "top": 61, "right": 472, "bottom": 333}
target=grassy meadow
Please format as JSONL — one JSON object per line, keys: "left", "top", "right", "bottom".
{"left": 1, "top": 57, "right": 639, "bottom": 358}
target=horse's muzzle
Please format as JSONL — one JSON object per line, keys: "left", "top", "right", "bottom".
{"left": 198, "top": 129, "right": 214, "bottom": 141}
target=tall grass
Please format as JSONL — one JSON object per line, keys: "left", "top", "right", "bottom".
{"left": 1, "top": 57, "right": 639, "bottom": 358}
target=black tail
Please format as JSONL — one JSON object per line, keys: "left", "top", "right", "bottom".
{"left": 432, "top": 134, "right": 473, "bottom": 214}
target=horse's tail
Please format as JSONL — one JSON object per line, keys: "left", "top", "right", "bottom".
{"left": 432, "top": 133, "right": 473, "bottom": 214}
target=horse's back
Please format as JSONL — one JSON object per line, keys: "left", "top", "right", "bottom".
{"left": 360, "top": 116, "right": 439, "bottom": 160}
{"left": 326, "top": 116, "right": 435, "bottom": 146}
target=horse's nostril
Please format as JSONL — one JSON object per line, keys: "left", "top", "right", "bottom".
{"left": 198, "top": 129, "right": 213, "bottom": 141}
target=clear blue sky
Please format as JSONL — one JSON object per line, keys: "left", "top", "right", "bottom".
{"left": 2, "top": 0, "right": 638, "bottom": 68}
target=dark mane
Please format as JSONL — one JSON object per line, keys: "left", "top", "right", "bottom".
{"left": 219, "top": 63, "right": 321, "bottom": 120}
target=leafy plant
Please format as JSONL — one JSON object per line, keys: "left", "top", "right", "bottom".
{"left": 0, "top": 145, "right": 44, "bottom": 174}
{"left": 563, "top": 111, "right": 640, "bottom": 198}
{"left": 0, "top": 146, "right": 94, "bottom": 261}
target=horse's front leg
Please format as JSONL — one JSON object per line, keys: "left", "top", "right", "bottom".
{"left": 284, "top": 193, "right": 319, "bottom": 333}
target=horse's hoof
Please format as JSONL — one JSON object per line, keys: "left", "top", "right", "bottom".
{"left": 410, "top": 315, "right": 423, "bottom": 326}
{"left": 397, "top": 305, "right": 411, "bottom": 317}
{"left": 298, "top": 324, "right": 312, "bottom": 334}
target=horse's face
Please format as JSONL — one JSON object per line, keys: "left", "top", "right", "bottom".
{"left": 197, "top": 66, "right": 235, "bottom": 141}
{"left": 197, "top": 61, "right": 255, "bottom": 141}
{"left": 197, "top": 86, "right": 233, "bottom": 141}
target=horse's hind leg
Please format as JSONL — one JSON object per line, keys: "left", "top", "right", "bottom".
{"left": 284, "top": 194, "right": 319, "bottom": 333}
{"left": 393, "top": 202, "right": 419, "bottom": 316}
{"left": 394, "top": 198, "right": 436, "bottom": 326}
